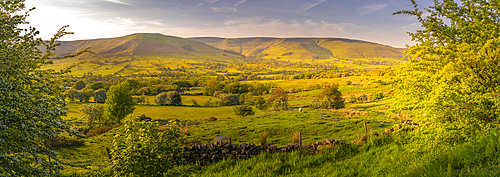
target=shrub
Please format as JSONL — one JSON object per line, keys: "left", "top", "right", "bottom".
{"left": 134, "top": 96, "right": 146, "bottom": 104}
{"left": 254, "top": 97, "right": 267, "bottom": 110}
{"left": 78, "top": 103, "right": 105, "bottom": 129}
{"left": 233, "top": 105, "right": 255, "bottom": 117}
{"left": 155, "top": 91, "right": 182, "bottom": 106}
{"left": 346, "top": 95, "right": 357, "bottom": 103}
{"left": 259, "top": 131, "right": 269, "bottom": 144}
{"left": 292, "top": 131, "right": 301, "bottom": 144}
{"left": 358, "top": 94, "right": 368, "bottom": 103}
{"left": 73, "top": 80, "right": 86, "bottom": 90}
{"left": 111, "top": 117, "right": 185, "bottom": 176}
{"left": 218, "top": 93, "right": 240, "bottom": 106}
{"left": 93, "top": 89, "right": 107, "bottom": 103}
{"left": 191, "top": 99, "right": 200, "bottom": 107}
{"left": 312, "top": 84, "right": 344, "bottom": 109}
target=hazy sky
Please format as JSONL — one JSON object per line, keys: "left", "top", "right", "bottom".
{"left": 24, "top": 0, "right": 434, "bottom": 48}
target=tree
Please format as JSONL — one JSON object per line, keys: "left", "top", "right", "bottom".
{"left": 78, "top": 104, "right": 105, "bottom": 129}
{"left": 155, "top": 91, "right": 182, "bottom": 106}
{"left": 93, "top": 89, "right": 107, "bottom": 103}
{"left": 111, "top": 117, "right": 185, "bottom": 176}
{"left": 346, "top": 95, "right": 357, "bottom": 104}
{"left": 393, "top": 0, "right": 500, "bottom": 144}
{"left": 218, "top": 93, "right": 240, "bottom": 106}
{"left": 268, "top": 87, "right": 288, "bottom": 111}
{"left": 312, "top": 84, "right": 345, "bottom": 109}
{"left": 73, "top": 80, "right": 86, "bottom": 90}
{"left": 86, "top": 81, "right": 105, "bottom": 91}
{"left": 233, "top": 105, "right": 255, "bottom": 117}
{"left": 105, "top": 82, "right": 136, "bottom": 123}
{"left": 254, "top": 97, "right": 267, "bottom": 110}
{"left": 134, "top": 96, "right": 146, "bottom": 105}
{"left": 0, "top": 1, "right": 92, "bottom": 175}
{"left": 65, "top": 88, "right": 79, "bottom": 101}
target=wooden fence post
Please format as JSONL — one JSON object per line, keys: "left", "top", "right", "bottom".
{"left": 364, "top": 122, "right": 367, "bottom": 134}
{"left": 299, "top": 131, "right": 302, "bottom": 146}
{"left": 106, "top": 147, "right": 112, "bottom": 160}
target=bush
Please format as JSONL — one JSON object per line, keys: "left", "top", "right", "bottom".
{"left": 358, "top": 94, "right": 368, "bottom": 103}
{"left": 346, "top": 95, "right": 357, "bottom": 103}
{"left": 111, "top": 117, "right": 185, "bottom": 176}
{"left": 93, "top": 89, "right": 107, "bottom": 103}
{"left": 78, "top": 103, "right": 105, "bottom": 129}
{"left": 134, "top": 96, "right": 146, "bottom": 104}
{"left": 155, "top": 91, "right": 182, "bottom": 106}
{"left": 254, "top": 97, "right": 267, "bottom": 110}
{"left": 312, "top": 84, "right": 344, "bottom": 109}
{"left": 233, "top": 105, "right": 255, "bottom": 117}
{"left": 218, "top": 93, "right": 240, "bottom": 106}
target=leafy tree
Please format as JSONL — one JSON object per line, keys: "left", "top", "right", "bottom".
{"left": 0, "top": 1, "right": 92, "bottom": 175}
{"left": 64, "top": 88, "right": 79, "bottom": 101}
{"left": 155, "top": 91, "right": 182, "bottom": 106}
{"left": 73, "top": 80, "right": 86, "bottom": 90}
{"left": 218, "top": 93, "right": 240, "bottom": 106}
{"left": 254, "top": 97, "right": 267, "bottom": 110}
{"left": 268, "top": 87, "right": 288, "bottom": 111}
{"left": 134, "top": 96, "right": 146, "bottom": 105}
{"left": 312, "top": 84, "right": 345, "bottom": 109}
{"left": 111, "top": 117, "right": 185, "bottom": 176}
{"left": 86, "top": 81, "right": 105, "bottom": 91}
{"left": 233, "top": 105, "right": 255, "bottom": 117}
{"left": 78, "top": 104, "right": 105, "bottom": 129}
{"left": 105, "top": 82, "right": 136, "bottom": 123}
{"left": 93, "top": 89, "right": 107, "bottom": 103}
{"left": 393, "top": 0, "right": 500, "bottom": 144}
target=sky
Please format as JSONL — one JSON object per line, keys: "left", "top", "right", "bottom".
{"left": 24, "top": 0, "right": 435, "bottom": 48}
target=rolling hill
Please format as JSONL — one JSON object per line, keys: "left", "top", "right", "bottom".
{"left": 44, "top": 33, "right": 406, "bottom": 76}
{"left": 190, "top": 37, "right": 405, "bottom": 60}
{"left": 45, "top": 33, "right": 243, "bottom": 76}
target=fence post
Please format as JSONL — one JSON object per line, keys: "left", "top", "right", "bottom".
{"left": 106, "top": 147, "right": 112, "bottom": 160}
{"left": 299, "top": 131, "right": 302, "bottom": 146}
{"left": 364, "top": 122, "right": 367, "bottom": 134}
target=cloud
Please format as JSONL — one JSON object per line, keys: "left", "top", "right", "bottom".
{"left": 304, "top": 19, "right": 318, "bottom": 27}
{"left": 204, "top": 0, "right": 219, "bottom": 3}
{"left": 195, "top": 3, "right": 205, "bottom": 7}
{"left": 358, "top": 4, "right": 389, "bottom": 15}
{"left": 235, "top": 0, "right": 248, "bottom": 6}
{"left": 400, "top": 22, "right": 420, "bottom": 32}
{"left": 301, "top": 0, "right": 327, "bottom": 11}
{"left": 103, "top": 0, "right": 133, "bottom": 6}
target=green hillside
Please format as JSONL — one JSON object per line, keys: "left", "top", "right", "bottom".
{"left": 191, "top": 37, "right": 405, "bottom": 60}
{"left": 45, "top": 33, "right": 243, "bottom": 76}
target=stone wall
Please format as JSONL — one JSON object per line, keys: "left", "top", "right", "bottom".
{"left": 182, "top": 122, "right": 418, "bottom": 166}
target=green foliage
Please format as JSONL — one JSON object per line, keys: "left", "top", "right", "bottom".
{"left": 78, "top": 104, "right": 105, "bottom": 129}
{"left": 254, "top": 96, "right": 267, "bottom": 110}
{"left": 133, "top": 96, "right": 146, "bottom": 105}
{"left": 155, "top": 91, "right": 182, "bottom": 106}
{"left": 312, "top": 84, "right": 345, "bottom": 109}
{"left": 268, "top": 87, "right": 288, "bottom": 111}
{"left": 233, "top": 105, "right": 255, "bottom": 117}
{"left": 105, "top": 82, "right": 135, "bottom": 123}
{"left": 393, "top": 0, "right": 500, "bottom": 143}
{"left": 0, "top": 1, "right": 92, "bottom": 175}
{"left": 111, "top": 117, "right": 185, "bottom": 176}
{"left": 345, "top": 95, "right": 357, "bottom": 104}
{"left": 92, "top": 89, "right": 107, "bottom": 103}
{"left": 218, "top": 93, "right": 240, "bottom": 106}
{"left": 65, "top": 88, "right": 79, "bottom": 102}
{"left": 44, "top": 134, "right": 85, "bottom": 148}
{"left": 371, "top": 92, "right": 384, "bottom": 101}
{"left": 73, "top": 80, "right": 86, "bottom": 90}
{"left": 85, "top": 81, "right": 105, "bottom": 91}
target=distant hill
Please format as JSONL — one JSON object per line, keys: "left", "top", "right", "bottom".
{"left": 43, "top": 33, "right": 406, "bottom": 76}
{"left": 45, "top": 33, "right": 243, "bottom": 76}
{"left": 190, "top": 37, "right": 405, "bottom": 60}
